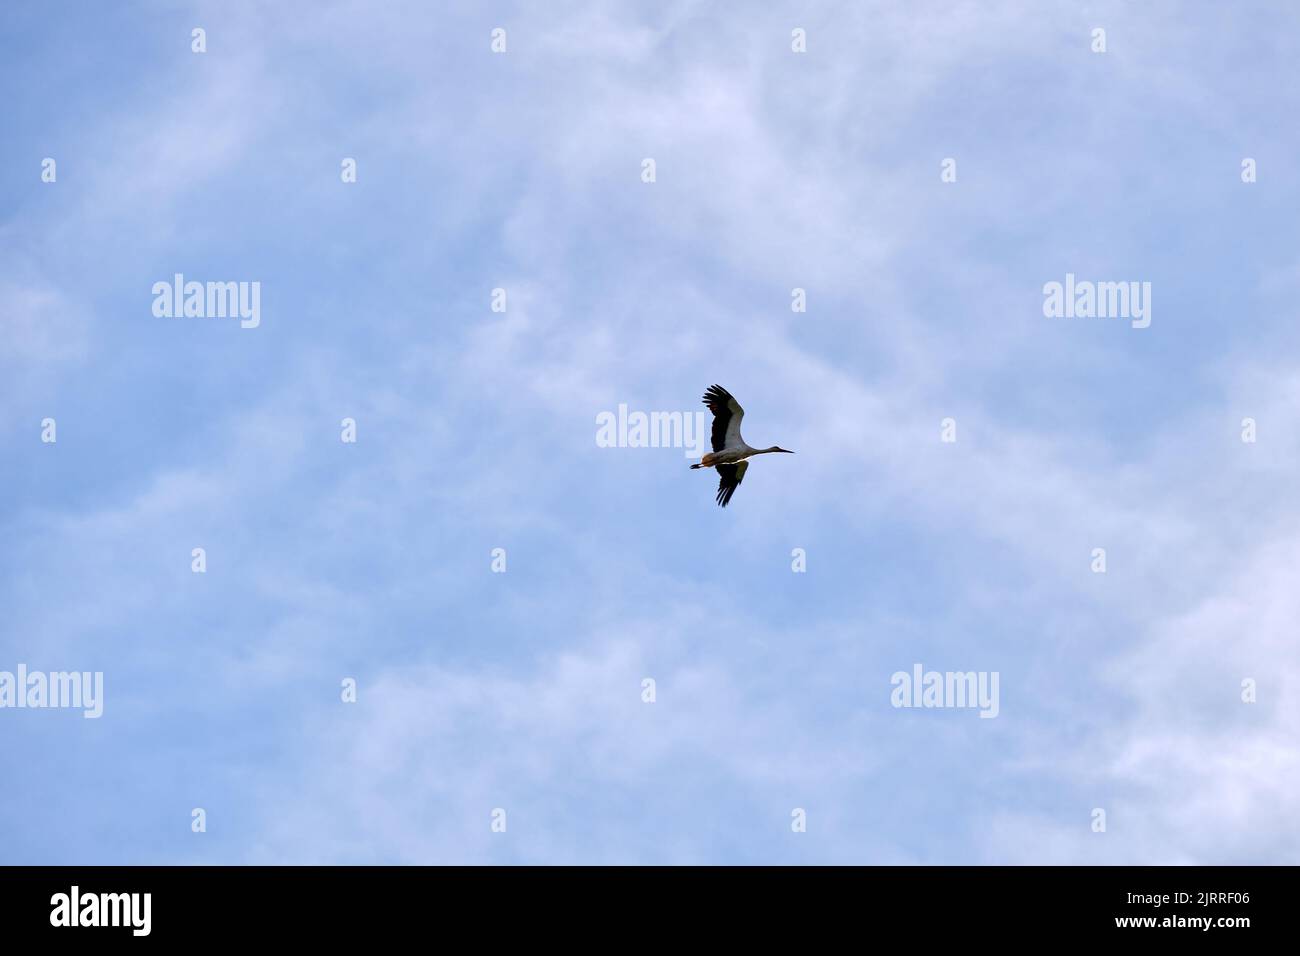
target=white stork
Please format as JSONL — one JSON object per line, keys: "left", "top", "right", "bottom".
{"left": 690, "top": 384, "right": 794, "bottom": 506}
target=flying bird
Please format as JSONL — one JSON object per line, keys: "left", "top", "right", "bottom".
{"left": 691, "top": 384, "right": 794, "bottom": 506}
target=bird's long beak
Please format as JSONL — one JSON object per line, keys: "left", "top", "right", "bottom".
{"left": 780, "top": 448, "right": 795, "bottom": 454}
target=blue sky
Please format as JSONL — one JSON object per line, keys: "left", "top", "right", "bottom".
{"left": 2, "top": 0, "right": 1298, "bottom": 864}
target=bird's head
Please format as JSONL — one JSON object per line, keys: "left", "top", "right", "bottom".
{"left": 768, "top": 446, "right": 794, "bottom": 454}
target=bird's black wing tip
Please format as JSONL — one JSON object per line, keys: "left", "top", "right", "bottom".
{"left": 702, "top": 384, "right": 731, "bottom": 407}
{"left": 714, "top": 462, "right": 740, "bottom": 506}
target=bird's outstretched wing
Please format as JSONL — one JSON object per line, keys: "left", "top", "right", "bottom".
{"left": 703, "top": 384, "right": 745, "bottom": 452}
{"left": 715, "top": 460, "right": 748, "bottom": 507}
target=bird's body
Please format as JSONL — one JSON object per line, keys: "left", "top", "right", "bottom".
{"left": 699, "top": 447, "right": 760, "bottom": 466}
{"left": 690, "top": 384, "right": 793, "bottom": 506}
